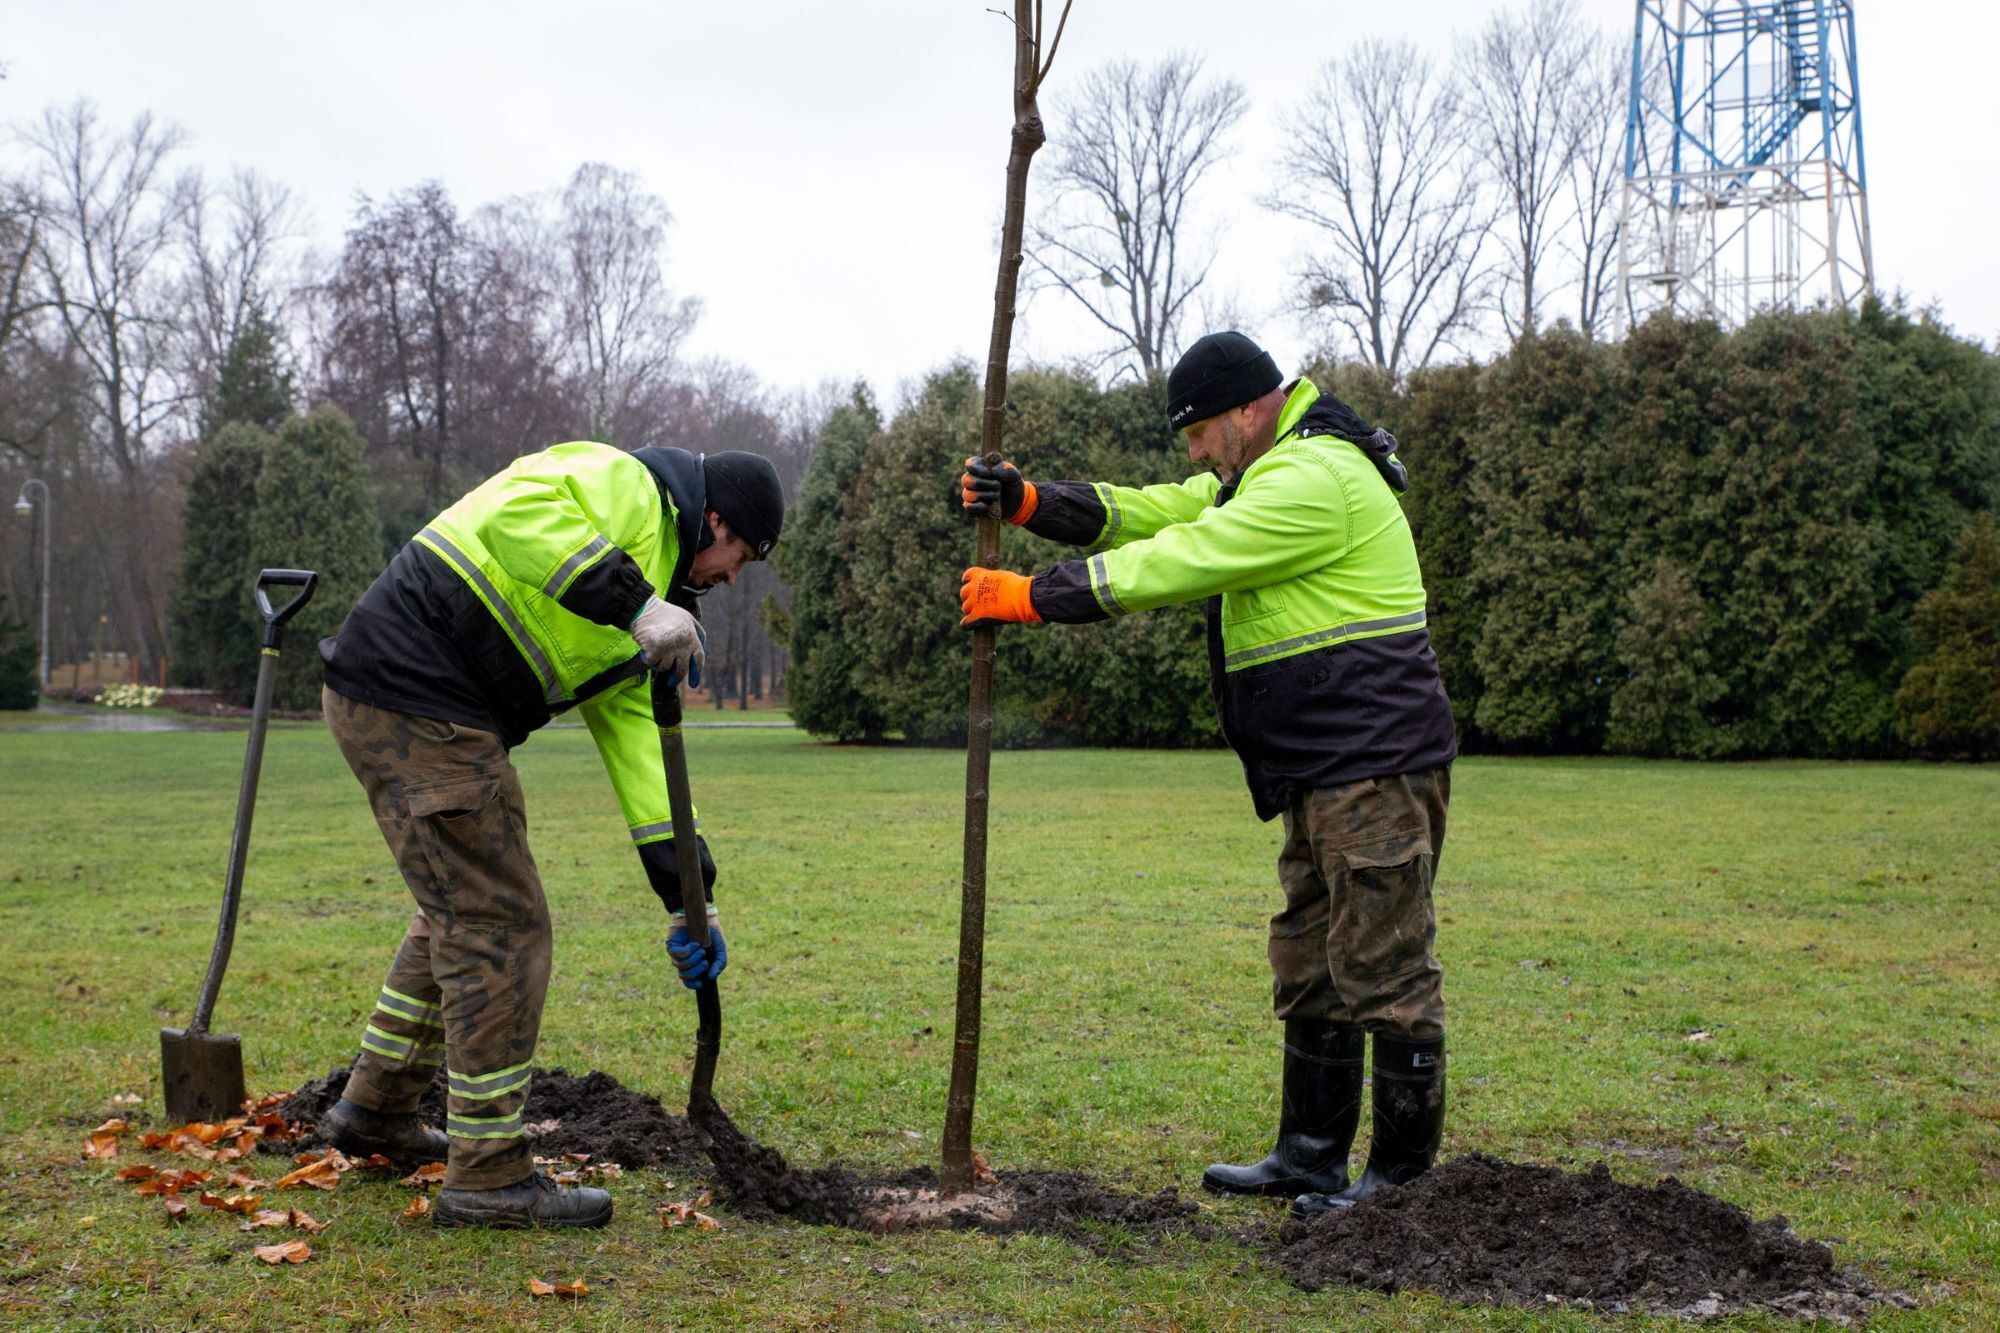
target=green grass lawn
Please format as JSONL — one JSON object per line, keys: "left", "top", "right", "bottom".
{"left": 0, "top": 719, "right": 1994, "bottom": 1329}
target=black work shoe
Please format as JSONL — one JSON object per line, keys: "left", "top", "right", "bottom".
{"left": 320, "top": 1096, "right": 449, "bottom": 1166}
{"left": 1288, "top": 1031, "right": 1445, "bottom": 1220}
{"left": 433, "top": 1171, "right": 613, "bottom": 1230}
{"left": 1202, "top": 1019, "right": 1364, "bottom": 1197}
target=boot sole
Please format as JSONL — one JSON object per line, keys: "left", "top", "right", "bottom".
{"left": 433, "top": 1203, "right": 613, "bottom": 1230}
{"left": 326, "top": 1128, "right": 449, "bottom": 1167}
{"left": 1201, "top": 1171, "right": 1347, "bottom": 1198}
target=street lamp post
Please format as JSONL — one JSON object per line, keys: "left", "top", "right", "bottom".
{"left": 12, "top": 480, "right": 51, "bottom": 688}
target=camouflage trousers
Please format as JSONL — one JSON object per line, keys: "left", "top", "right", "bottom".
{"left": 1269, "top": 766, "right": 1450, "bottom": 1040}
{"left": 323, "top": 687, "right": 550, "bottom": 1190}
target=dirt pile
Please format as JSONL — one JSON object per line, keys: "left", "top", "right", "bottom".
{"left": 260, "top": 1065, "right": 704, "bottom": 1172}
{"left": 1277, "top": 1154, "right": 1900, "bottom": 1321}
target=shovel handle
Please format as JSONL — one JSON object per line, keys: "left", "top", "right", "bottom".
{"left": 651, "top": 671, "right": 708, "bottom": 948}
{"left": 254, "top": 569, "right": 318, "bottom": 650}
{"left": 651, "top": 667, "right": 721, "bottom": 1108}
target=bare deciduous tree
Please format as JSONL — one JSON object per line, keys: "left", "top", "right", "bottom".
{"left": 27, "top": 100, "right": 195, "bottom": 672}
{"left": 1564, "top": 35, "right": 1629, "bottom": 339}
{"left": 1269, "top": 41, "right": 1492, "bottom": 378}
{"left": 553, "top": 162, "right": 699, "bottom": 444}
{"left": 1462, "top": 0, "right": 1595, "bottom": 338}
{"left": 0, "top": 177, "right": 58, "bottom": 462}
{"left": 180, "top": 167, "right": 304, "bottom": 406}
{"left": 323, "top": 182, "right": 472, "bottom": 509}
{"left": 1032, "top": 54, "right": 1246, "bottom": 375}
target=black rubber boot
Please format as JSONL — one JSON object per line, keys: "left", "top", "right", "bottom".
{"left": 433, "top": 1171, "right": 614, "bottom": 1229}
{"left": 1202, "top": 1019, "right": 1364, "bottom": 1197}
{"left": 1291, "top": 1031, "right": 1444, "bottom": 1219}
{"left": 320, "top": 1097, "right": 449, "bottom": 1166}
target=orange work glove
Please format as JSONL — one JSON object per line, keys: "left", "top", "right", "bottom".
{"left": 958, "top": 568, "right": 1041, "bottom": 626}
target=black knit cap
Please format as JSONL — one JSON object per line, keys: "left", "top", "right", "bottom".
{"left": 701, "top": 451, "right": 784, "bottom": 558}
{"left": 1165, "top": 331, "right": 1282, "bottom": 430}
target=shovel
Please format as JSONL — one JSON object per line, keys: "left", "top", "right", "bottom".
{"left": 160, "top": 568, "right": 318, "bottom": 1123}
{"left": 652, "top": 667, "right": 721, "bottom": 1113}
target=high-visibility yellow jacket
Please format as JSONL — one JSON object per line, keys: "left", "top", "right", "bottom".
{"left": 322, "top": 441, "right": 713, "bottom": 908}
{"left": 1024, "top": 379, "right": 1457, "bottom": 818}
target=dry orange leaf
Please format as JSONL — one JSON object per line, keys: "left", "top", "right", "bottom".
{"left": 185, "top": 1120, "right": 244, "bottom": 1145}
{"left": 158, "top": 1168, "right": 212, "bottom": 1189}
{"left": 92, "top": 1117, "right": 132, "bottom": 1136}
{"left": 82, "top": 1134, "right": 120, "bottom": 1159}
{"left": 274, "top": 1159, "right": 340, "bottom": 1191}
{"left": 252, "top": 1240, "right": 312, "bottom": 1265}
{"left": 250, "top": 1092, "right": 288, "bottom": 1110}
{"left": 403, "top": 1196, "right": 431, "bottom": 1219}
{"left": 137, "top": 1131, "right": 176, "bottom": 1149}
{"left": 659, "top": 1200, "right": 723, "bottom": 1231}
{"left": 398, "top": 1163, "right": 446, "bottom": 1187}
{"left": 971, "top": 1151, "right": 998, "bottom": 1185}
{"left": 225, "top": 1169, "right": 262, "bottom": 1190}
{"left": 357, "top": 1154, "right": 396, "bottom": 1171}
{"left": 115, "top": 1164, "right": 160, "bottom": 1182}
{"left": 198, "top": 1192, "right": 262, "bottom": 1215}
{"left": 562, "top": 1152, "right": 591, "bottom": 1164}
{"left": 162, "top": 1196, "right": 190, "bottom": 1221}
{"left": 527, "top": 1277, "right": 588, "bottom": 1299}
{"left": 240, "top": 1208, "right": 325, "bottom": 1234}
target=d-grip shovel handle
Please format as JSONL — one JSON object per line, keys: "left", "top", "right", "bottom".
{"left": 254, "top": 569, "right": 318, "bottom": 650}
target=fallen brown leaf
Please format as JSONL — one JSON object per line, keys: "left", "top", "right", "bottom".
{"left": 82, "top": 1134, "right": 120, "bottom": 1159}
{"left": 659, "top": 1200, "right": 724, "bottom": 1231}
{"left": 403, "top": 1196, "right": 431, "bottom": 1219}
{"left": 562, "top": 1152, "right": 591, "bottom": 1164}
{"left": 971, "top": 1151, "right": 998, "bottom": 1185}
{"left": 252, "top": 1240, "right": 311, "bottom": 1265}
{"left": 157, "top": 1168, "right": 212, "bottom": 1189}
{"left": 198, "top": 1192, "right": 262, "bottom": 1216}
{"left": 162, "top": 1196, "right": 189, "bottom": 1221}
{"left": 225, "top": 1169, "right": 262, "bottom": 1190}
{"left": 92, "top": 1118, "right": 131, "bottom": 1136}
{"left": 356, "top": 1154, "right": 396, "bottom": 1171}
{"left": 527, "top": 1277, "right": 588, "bottom": 1298}
{"left": 115, "top": 1164, "right": 160, "bottom": 1182}
{"left": 240, "top": 1208, "right": 325, "bottom": 1234}
{"left": 398, "top": 1163, "right": 446, "bottom": 1187}
{"left": 274, "top": 1159, "right": 340, "bottom": 1191}
{"left": 137, "top": 1132, "right": 176, "bottom": 1150}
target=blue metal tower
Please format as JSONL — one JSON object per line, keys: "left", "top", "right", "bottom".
{"left": 1618, "top": 1, "right": 1873, "bottom": 328}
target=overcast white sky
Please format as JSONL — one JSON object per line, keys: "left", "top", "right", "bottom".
{"left": 6, "top": 1, "right": 1994, "bottom": 407}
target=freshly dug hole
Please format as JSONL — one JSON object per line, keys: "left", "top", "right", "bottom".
{"left": 264, "top": 1067, "right": 1205, "bottom": 1248}
{"left": 1277, "top": 1154, "right": 1904, "bottom": 1322}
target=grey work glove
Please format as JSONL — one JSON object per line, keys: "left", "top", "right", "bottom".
{"left": 630, "top": 595, "right": 704, "bottom": 681}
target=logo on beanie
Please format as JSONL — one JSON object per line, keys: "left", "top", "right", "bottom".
{"left": 1171, "top": 403, "right": 1194, "bottom": 425}
{"left": 757, "top": 539, "right": 773, "bottom": 557}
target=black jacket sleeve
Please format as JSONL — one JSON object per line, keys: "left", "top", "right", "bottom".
{"left": 557, "top": 546, "right": 656, "bottom": 627}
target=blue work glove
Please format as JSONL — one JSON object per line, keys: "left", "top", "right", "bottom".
{"left": 666, "top": 914, "right": 727, "bottom": 989}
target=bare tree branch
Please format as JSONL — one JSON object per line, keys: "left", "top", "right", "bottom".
{"left": 1267, "top": 41, "right": 1494, "bottom": 378}
{"left": 1461, "top": 0, "right": 1594, "bottom": 339}
{"left": 1030, "top": 53, "right": 1247, "bottom": 375}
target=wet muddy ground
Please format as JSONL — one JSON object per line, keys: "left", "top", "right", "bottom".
{"left": 263, "top": 1067, "right": 1903, "bottom": 1319}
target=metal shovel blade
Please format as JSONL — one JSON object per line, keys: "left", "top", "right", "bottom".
{"left": 160, "top": 1026, "right": 246, "bottom": 1124}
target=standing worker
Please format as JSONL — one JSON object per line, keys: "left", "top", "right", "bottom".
{"left": 955, "top": 332, "right": 1456, "bottom": 1217}
{"left": 314, "top": 441, "right": 784, "bottom": 1229}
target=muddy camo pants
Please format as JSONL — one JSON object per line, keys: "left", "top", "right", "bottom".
{"left": 323, "top": 688, "right": 549, "bottom": 1189}
{"left": 1269, "top": 766, "right": 1450, "bottom": 1040}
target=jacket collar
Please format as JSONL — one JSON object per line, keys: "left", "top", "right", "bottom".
{"left": 630, "top": 446, "right": 709, "bottom": 593}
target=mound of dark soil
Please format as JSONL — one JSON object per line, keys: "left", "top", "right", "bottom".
{"left": 260, "top": 1064, "right": 703, "bottom": 1172}
{"left": 1277, "top": 1154, "right": 1897, "bottom": 1321}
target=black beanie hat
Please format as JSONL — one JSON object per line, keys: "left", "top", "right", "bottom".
{"left": 1165, "top": 331, "right": 1282, "bottom": 430}
{"left": 701, "top": 451, "right": 784, "bottom": 558}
